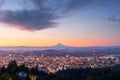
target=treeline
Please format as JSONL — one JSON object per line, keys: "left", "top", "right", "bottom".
{"left": 0, "top": 60, "right": 120, "bottom": 80}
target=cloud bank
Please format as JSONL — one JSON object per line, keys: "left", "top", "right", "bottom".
{"left": 0, "top": 0, "right": 92, "bottom": 31}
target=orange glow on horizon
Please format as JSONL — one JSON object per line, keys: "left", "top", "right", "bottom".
{"left": 0, "top": 37, "right": 119, "bottom": 47}
{"left": 0, "top": 23, "right": 119, "bottom": 47}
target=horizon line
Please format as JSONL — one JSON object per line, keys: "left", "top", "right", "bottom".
{"left": 0, "top": 44, "right": 120, "bottom": 47}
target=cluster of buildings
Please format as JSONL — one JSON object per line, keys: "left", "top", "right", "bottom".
{"left": 0, "top": 52, "right": 120, "bottom": 73}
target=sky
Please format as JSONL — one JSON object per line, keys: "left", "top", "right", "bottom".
{"left": 0, "top": 0, "right": 120, "bottom": 47}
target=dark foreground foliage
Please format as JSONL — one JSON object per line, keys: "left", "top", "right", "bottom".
{"left": 0, "top": 60, "right": 120, "bottom": 80}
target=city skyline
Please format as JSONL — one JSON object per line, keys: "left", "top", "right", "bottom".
{"left": 0, "top": 0, "right": 120, "bottom": 47}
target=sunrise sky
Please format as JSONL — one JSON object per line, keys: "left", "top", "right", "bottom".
{"left": 0, "top": 0, "right": 120, "bottom": 47}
